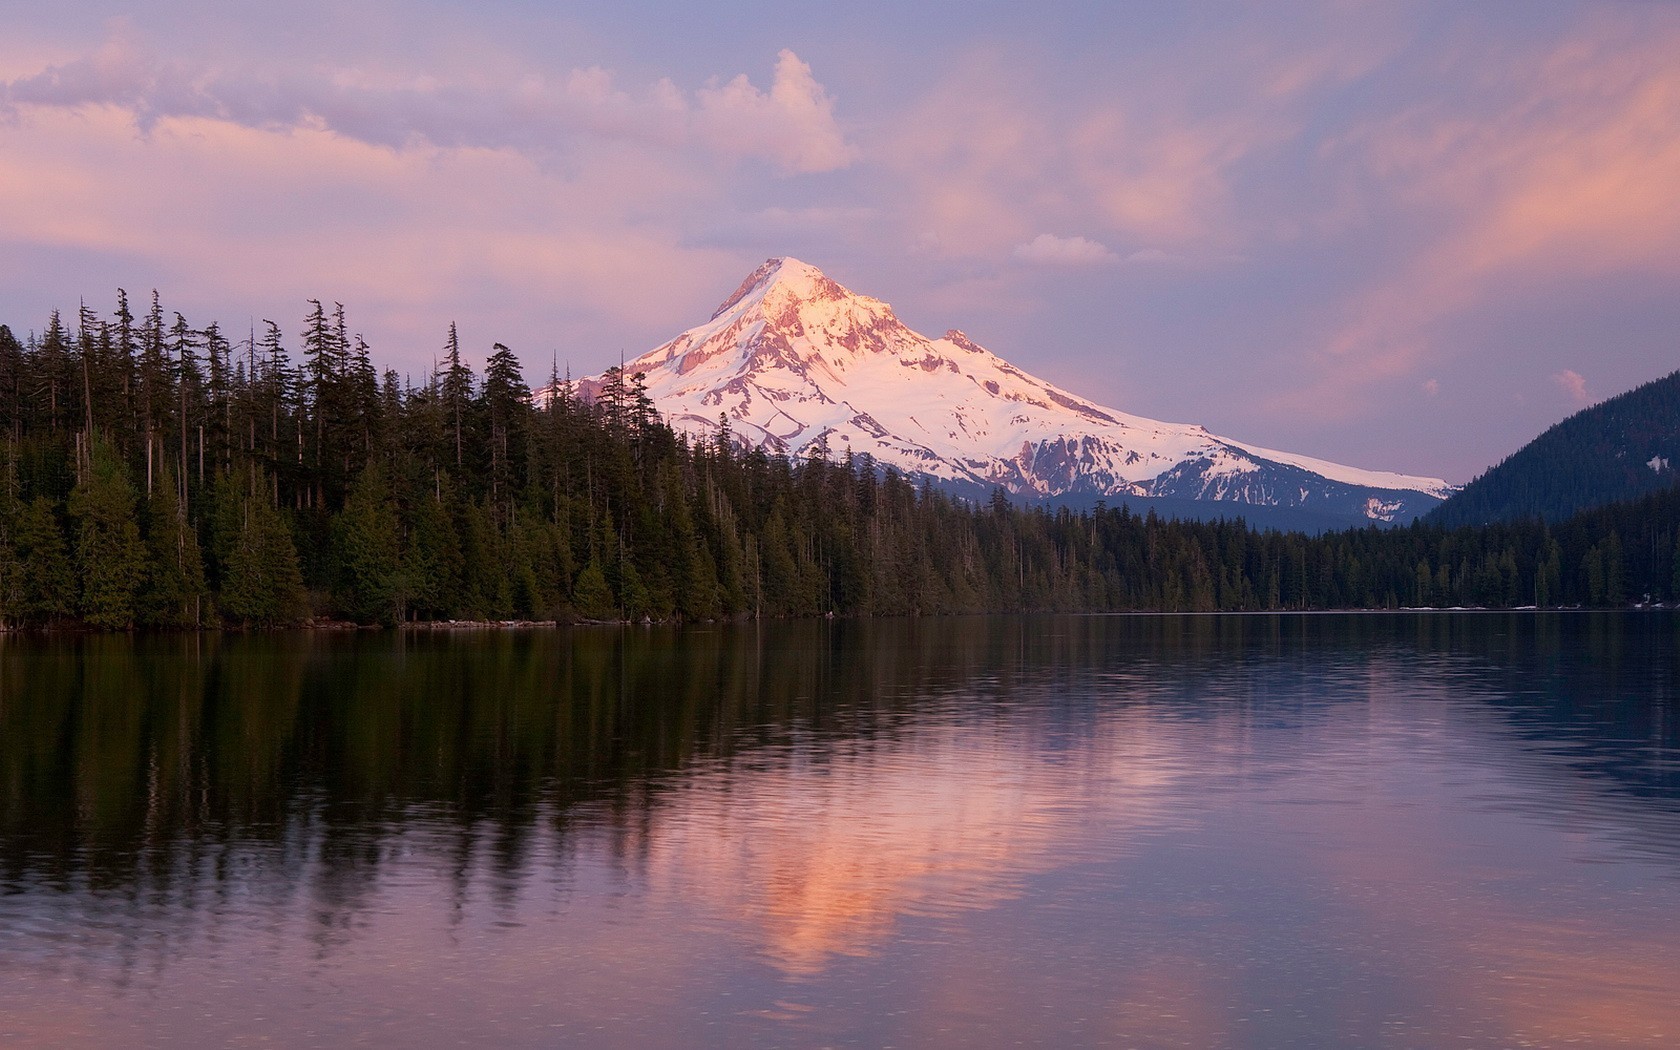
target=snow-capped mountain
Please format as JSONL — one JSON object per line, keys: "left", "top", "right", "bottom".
{"left": 573, "top": 258, "right": 1455, "bottom": 522}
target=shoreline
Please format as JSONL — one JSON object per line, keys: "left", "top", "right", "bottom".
{"left": 3, "top": 604, "right": 1675, "bottom": 636}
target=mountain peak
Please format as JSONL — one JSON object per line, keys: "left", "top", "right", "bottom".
{"left": 599, "top": 260, "right": 1453, "bottom": 524}
{"left": 711, "top": 257, "right": 849, "bottom": 320}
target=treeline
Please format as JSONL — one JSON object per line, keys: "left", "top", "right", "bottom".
{"left": 0, "top": 293, "right": 1676, "bottom": 630}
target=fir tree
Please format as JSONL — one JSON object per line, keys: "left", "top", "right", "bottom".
{"left": 68, "top": 437, "right": 147, "bottom": 629}
{"left": 332, "top": 466, "right": 404, "bottom": 624}
{"left": 140, "top": 464, "right": 207, "bottom": 627}
{"left": 12, "top": 496, "right": 74, "bottom": 625}
{"left": 217, "top": 472, "right": 307, "bottom": 626}
{"left": 482, "top": 342, "right": 530, "bottom": 514}
{"left": 572, "top": 560, "right": 616, "bottom": 620}
{"left": 441, "top": 323, "right": 472, "bottom": 474}
{"left": 402, "top": 471, "right": 465, "bottom": 620}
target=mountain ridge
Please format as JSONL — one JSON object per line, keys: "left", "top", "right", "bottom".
{"left": 1428, "top": 368, "right": 1680, "bottom": 526}
{"left": 569, "top": 258, "right": 1454, "bottom": 524}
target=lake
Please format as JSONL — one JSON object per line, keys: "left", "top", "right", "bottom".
{"left": 2, "top": 613, "right": 1678, "bottom": 1048}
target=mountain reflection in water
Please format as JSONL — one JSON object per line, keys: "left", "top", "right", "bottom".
{"left": 1, "top": 613, "right": 1678, "bottom": 1048}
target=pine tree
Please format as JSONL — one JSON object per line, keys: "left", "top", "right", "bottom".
{"left": 202, "top": 321, "right": 232, "bottom": 477}
{"left": 441, "top": 323, "right": 472, "bottom": 474}
{"left": 456, "top": 498, "right": 506, "bottom": 619}
{"left": 38, "top": 310, "right": 73, "bottom": 435}
{"left": 332, "top": 466, "right": 403, "bottom": 624}
{"left": 679, "top": 535, "right": 723, "bottom": 620}
{"left": 482, "top": 342, "right": 530, "bottom": 513}
{"left": 136, "top": 463, "right": 207, "bottom": 624}
{"left": 0, "top": 326, "right": 24, "bottom": 439}
{"left": 12, "top": 496, "right": 75, "bottom": 625}
{"left": 1603, "top": 532, "right": 1626, "bottom": 606}
{"left": 402, "top": 471, "right": 464, "bottom": 620}
{"left": 217, "top": 472, "right": 307, "bottom": 626}
{"left": 572, "top": 560, "right": 616, "bottom": 620}
{"left": 140, "top": 464, "right": 208, "bottom": 627}
{"left": 68, "top": 437, "right": 147, "bottom": 629}
{"left": 138, "top": 292, "right": 172, "bottom": 485}
{"left": 0, "top": 460, "right": 22, "bottom": 626}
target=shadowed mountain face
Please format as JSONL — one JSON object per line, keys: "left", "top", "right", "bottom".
{"left": 567, "top": 259, "right": 1453, "bottom": 525}
{"left": 1430, "top": 369, "right": 1680, "bottom": 527}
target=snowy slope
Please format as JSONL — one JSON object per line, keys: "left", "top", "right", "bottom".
{"left": 569, "top": 258, "right": 1455, "bottom": 521}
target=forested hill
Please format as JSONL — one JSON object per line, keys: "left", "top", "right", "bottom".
{"left": 1429, "top": 368, "right": 1680, "bottom": 527}
{"left": 0, "top": 293, "right": 1676, "bottom": 631}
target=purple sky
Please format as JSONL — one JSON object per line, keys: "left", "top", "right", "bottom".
{"left": 3, "top": 1, "right": 1678, "bottom": 483}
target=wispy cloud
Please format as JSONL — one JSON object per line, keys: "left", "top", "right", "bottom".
{"left": 0, "top": 34, "right": 853, "bottom": 174}
{"left": 1013, "top": 233, "right": 1115, "bottom": 266}
{"left": 869, "top": 49, "right": 1288, "bottom": 264}
{"left": 1277, "top": 16, "right": 1680, "bottom": 421}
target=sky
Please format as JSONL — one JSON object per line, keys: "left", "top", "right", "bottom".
{"left": 2, "top": 1, "right": 1678, "bottom": 483}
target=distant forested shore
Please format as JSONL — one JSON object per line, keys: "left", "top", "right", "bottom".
{"left": 0, "top": 293, "right": 1676, "bottom": 632}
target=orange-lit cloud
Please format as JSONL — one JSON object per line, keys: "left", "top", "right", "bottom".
{"left": 0, "top": 34, "right": 853, "bottom": 175}
{"left": 1282, "top": 19, "right": 1680, "bottom": 419}
{"left": 1554, "top": 368, "right": 1590, "bottom": 406}
{"left": 0, "top": 27, "right": 858, "bottom": 369}
{"left": 868, "top": 9, "right": 1410, "bottom": 276}
{"left": 692, "top": 50, "right": 855, "bottom": 175}
{"left": 873, "top": 60, "right": 1267, "bottom": 264}
{"left": 0, "top": 103, "right": 739, "bottom": 365}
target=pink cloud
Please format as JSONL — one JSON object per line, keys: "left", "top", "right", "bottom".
{"left": 870, "top": 30, "right": 1372, "bottom": 268}
{"left": 1279, "top": 18, "right": 1680, "bottom": 421}
{"left": 1012, "top": 233, "right": 1115, "bottom": 266}
{"left": 0, "top": 104, "right": 742, "bottom": 375}
{"left": 1554, "top": 369, "right": 1590, "bottom": 406}
{"left": 0, "top": 35, "right": 854, "bottom": 173}
{"left": 693, "top": 50, "right": 855, "bottom": 174}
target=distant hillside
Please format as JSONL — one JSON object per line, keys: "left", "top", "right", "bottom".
{"left": 1429, "top": 369, "right": 1680, "bottom": 526}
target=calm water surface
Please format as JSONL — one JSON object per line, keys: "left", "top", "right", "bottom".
{"left": 2, "top": 613, "right": 1678, "bottom": 1048}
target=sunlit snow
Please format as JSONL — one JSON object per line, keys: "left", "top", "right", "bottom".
{"left": 559, "top": 259, "right": 1455, "bottom": 518}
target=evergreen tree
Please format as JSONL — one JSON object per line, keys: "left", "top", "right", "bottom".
{"left": 455, "top": 498, "right": 507, "bottom": 619}
{"left": 332, "top": 466, "right": 404, "bottom": 624}
{"left": 482, "top": 342, "right": 530, "bottom": 513}
{"left": 68, "top": 437, "right": 147, "bottom": 629}
{"left": 0, "top": 325, "right": 25, "bottom": 439}
{"left": 0, "top": 473, "right": 17, "bottom": 626}
{"left": 441, "top": 323, "right": 472, "bottom": 474}
{"left": 12, "top": 496, "right": 74, "bottom": 625}
{"left": 38, "top": 311, "right": 74, "bottom": 435}
{"left": 402, "top": 471, "right": 465, "bottom": 620}
{"left": 572, "top": 560, "right": 616, "bottom": 620}
{"left": 217, "top": 472, "right": 307, "bottom": 626}
{"left": 140, "top": 464, "right": 207, "bottom": 627}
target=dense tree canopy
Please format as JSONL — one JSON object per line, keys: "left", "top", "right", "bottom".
{"left": 0, "top": 294, "right": 1675, "bottom": 631}
{"left": 1429, "top": 368, "right": 1680, "bottom": 526}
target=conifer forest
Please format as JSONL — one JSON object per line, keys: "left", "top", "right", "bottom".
{"left": 0, "top": 294, "right": 1675, "bottom": 630}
